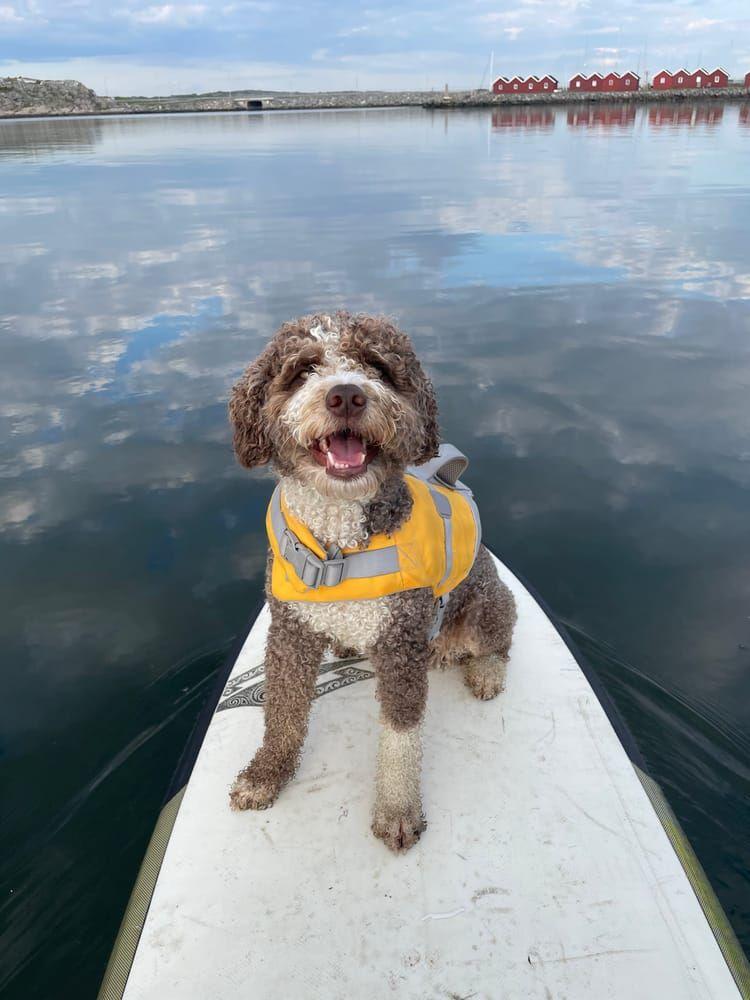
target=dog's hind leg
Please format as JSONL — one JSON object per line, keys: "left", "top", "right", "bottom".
{"left": 230, "top": 603, "right": 326, "bottom": 811}
{"left": 464, "top": 653, "right": 508, "bottom": 700}
{"left": 369, "top": 589, "right": 433, "bottom": 853}
{"left": 438, "top": 546, "right": 517, "bottom": 701}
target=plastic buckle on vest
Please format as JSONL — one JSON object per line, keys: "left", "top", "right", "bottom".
{"left": 280, "top": 529, "right": 346, "bottom": 589}
{"left": 280, "top": 528, "right": 320, "bottom": 588}
{"left": 321, "top": 557, "right": 346, "bottom": 587}
{"left": 429, "top": 593, "right": 449, "bottom": 641}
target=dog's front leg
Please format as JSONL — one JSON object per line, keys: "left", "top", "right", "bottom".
{"left": 230, "top": 604, "right": 326, "bottom": 811}
{"left": 370, "top": 590, "right": 433, "bottom": 853}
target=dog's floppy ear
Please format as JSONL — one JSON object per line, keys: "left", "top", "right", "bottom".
{"left": 409, "top": 359, "right": 441, "bottom": 465}
{"left": 349, "top": 313, "right": 441, "bottom": 466}
{"left": 229, "top": 341, "right": 278, "bottom": 467}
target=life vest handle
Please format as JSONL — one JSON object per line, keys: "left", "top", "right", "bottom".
{"left": 407, "top": 443, "right": 471, "bottom": 491}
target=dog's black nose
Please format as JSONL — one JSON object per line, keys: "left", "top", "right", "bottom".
{"left": 325, "top": 384, "right": 367, "bottom": 419}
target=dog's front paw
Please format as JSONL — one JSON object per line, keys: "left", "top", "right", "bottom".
{"left": 229, "top": 773, "right": 278, "bottom": 811}
{"left": 372, "top": 807, "right": 426, "bottom": 853}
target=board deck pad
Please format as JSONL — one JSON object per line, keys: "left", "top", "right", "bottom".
{"left": 112, "top": 556, "right": 745, "bottom": 999}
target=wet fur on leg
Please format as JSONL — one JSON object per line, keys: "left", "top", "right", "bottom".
{"left": 434, "top": 546, "right": 517, "bottom": 698}
{"left": 464, "top": 654, "right": 507, "bottom": 700}
{"left": 369, "top": 588, "right": 433, "bottom": 851}
{"left": 229, "top": 596, "right": 327, "bottom": 811}
{"left": 331, "top": 642, "right": 359, "bottom": 660}
{"left": 372, "top": 720, "right": 426, "bottom": 852}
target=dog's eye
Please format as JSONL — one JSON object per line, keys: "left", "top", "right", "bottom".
{"left": 285, "top": 364, "right": 314, "bottom": 389}
{"left": 367, "top": 358, "right": 395, "bottom": 385}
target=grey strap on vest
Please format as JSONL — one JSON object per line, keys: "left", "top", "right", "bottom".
{"left": 428, "top": 594, "right": 449, "bottom": 642}
{"left": 409, "top": 443, "right": 483, "bottom": 638}
{"left": 270, "top": 486, "right": 400, "bottom": 590}
{"left": 429, "top": 486, "right": 454, "bottom": 592}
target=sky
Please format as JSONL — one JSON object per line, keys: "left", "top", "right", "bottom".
{"left": 0, "top": 0, "right": 749, "bottom": 96}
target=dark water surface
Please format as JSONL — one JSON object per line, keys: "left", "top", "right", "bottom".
{"left": 2, "top": 104, "right": 750, "bottom": 995}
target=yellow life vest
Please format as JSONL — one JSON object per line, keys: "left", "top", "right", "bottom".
{"left": 267, "top": 447, "right": 481, "bottom": 604}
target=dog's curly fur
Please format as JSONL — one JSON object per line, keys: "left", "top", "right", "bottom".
{"left": 228, "top": 311, "right": 516, "bottom": 852}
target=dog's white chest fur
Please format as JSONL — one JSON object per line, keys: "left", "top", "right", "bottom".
{"left": 281, "top": 478, "right": 391, "bottom": 652}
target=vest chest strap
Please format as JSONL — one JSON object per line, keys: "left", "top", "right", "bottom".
{"left": 271, "top": 487, "right": 401, "bottom": 590}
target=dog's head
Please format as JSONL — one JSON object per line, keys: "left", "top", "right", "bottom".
{"left": 229, "top": 312, "right": 439, "bottom": 499}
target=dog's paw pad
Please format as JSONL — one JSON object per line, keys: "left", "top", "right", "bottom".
{"left": 229, "top": 776, "right": 277, "bottom": 811}
{"left": 372, "top": 811, "right": 427, "bottom": 853}
{"left": 465, "top": 656, "right": 506, "bottom": 700}
{"left": 467, "top": 675, "right": 504, "bottom": 700}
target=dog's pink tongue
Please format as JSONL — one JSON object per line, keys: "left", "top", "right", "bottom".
{"left": 327, "top": 433, "right": 365, "bottom": 467}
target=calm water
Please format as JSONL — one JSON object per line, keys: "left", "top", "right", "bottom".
{"left": 2, "top": 103, "right": 750, "bottom": 996}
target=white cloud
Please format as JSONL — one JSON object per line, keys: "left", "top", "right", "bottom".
{"left": 0, "top": 494, "right": 35, "bottom": 529}
{"left": 128, "top": 249, "right": 181, "bottom": 266}
{"left": 0, "top": 196, "right": 58, "bottom": 215}
{"left": 337, "top": 25, "right": 371, "bottom": 37}
{"left": 505, "top": 26, "right": 523, "bottom": 40}
{"left": 0, "top": 5, "right": 23, "bottom": 23}
{"left": 125, "top": 4, "right": 207, "bottom": 25}
{"left": 70, "top": 263, "right": 123, "bottom": 281}
{"left": 686, "top": 17, "right": 722, "bottom": 31}
{"left": 476, "top": 11, "right": 519, "bottom": 25}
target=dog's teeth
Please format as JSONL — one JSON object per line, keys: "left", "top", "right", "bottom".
{"left": 319, "top": 437, "right": 329, "bottom": 453}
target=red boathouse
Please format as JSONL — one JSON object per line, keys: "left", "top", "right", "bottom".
{"left": 492, "top": 75, "right": 557, "bottom": 94}
{"left": 652, "top": 68, "right": 729, "bottom": 90}
{"left": 652, "top": 69, "right": 676, "bottom": 90}
{"left": 602, "top": 72, "right": 640, "bottom": 91}
{"left": 706, "top": 68, "right": 729, "bottom": 87}
{"left": 492, "top": 76, "right": 523, "bottom": 94}
{"left": 569, "top": 73, "right": 605, "bottom": 92}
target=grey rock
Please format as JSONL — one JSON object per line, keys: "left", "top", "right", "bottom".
{"left": 0, "top": 76, "right": 114, "bottom": 116}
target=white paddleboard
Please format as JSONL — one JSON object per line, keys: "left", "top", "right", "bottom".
{"left": 99, "top": 553, "right": 749, "bottom": 999}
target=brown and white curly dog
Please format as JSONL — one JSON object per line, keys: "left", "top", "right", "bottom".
{"left": 228, "top": 312, "right": 516, "bottom": 852}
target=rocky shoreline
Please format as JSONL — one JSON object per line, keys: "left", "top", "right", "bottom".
{"left": 0, "top": 76, "right": 114, "bottom": 117}
{"left": 1, "top": 76, "right": 748, "bottom": 120}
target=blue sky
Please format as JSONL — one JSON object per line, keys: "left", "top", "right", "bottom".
{"left": 1, "top": 0, "right": 749, "bottom": 96}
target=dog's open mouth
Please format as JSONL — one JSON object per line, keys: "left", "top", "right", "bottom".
{"left": 311, "top": 430, "right": 379, "bottom": 479}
